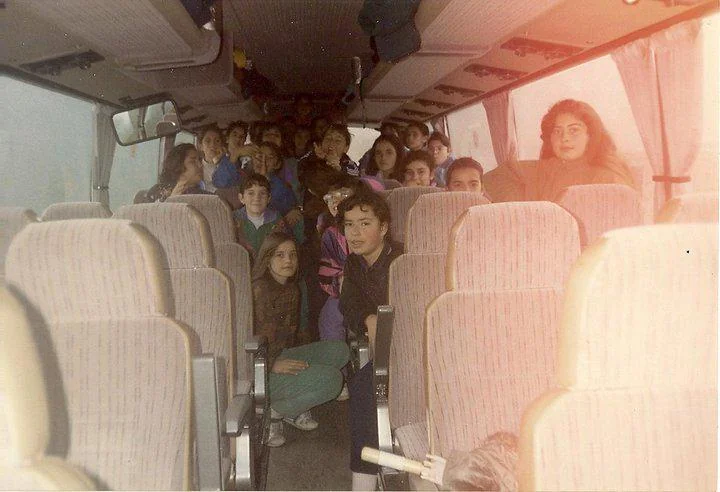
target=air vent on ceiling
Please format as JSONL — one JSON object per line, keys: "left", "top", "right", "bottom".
{"left": 463, "top": 64, "right": 527, "bottom": 81}
{"left": 415, "top": 99, "right": 453, "bottom": 110}
{"left": 501, "top": 37, "right": 584, "bottom": 60}
{"left": 20, "top": 50, "right": 104, "bottom": 77}
{"left": 434, "top": 84, "right": 483, "bottom": 98}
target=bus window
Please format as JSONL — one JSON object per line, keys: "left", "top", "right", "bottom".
{"left": 108, "top": 139, "right": 161, "bottom": 210}
{"left": 0, "top": 76, "right": 93, "bottom": 212}
{"left": 446, "top": 103, "right": 497, "bottom": 171}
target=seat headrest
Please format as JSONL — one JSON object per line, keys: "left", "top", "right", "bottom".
{"left": 406, "top": 191, "right": 490, "bottom": 254}
{"left": 5, "top": 220, "right": 172, "bottom": 322}
{"left": 447, "top": 202, "right": 580, "bottom": 290}
{"left": 166, "top": 194, "right": 235, "bottom": 246}
{"left": 114, "top": 203, "right": 215, "bottom": 268}
{"left": 40, "top": 202, "right": 113, "bottom": 221}
{"left": 558, "top": 223, "right": 718, "bottom": 389}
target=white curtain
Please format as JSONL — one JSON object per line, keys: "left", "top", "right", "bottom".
{"left": 612, "top": 20, "right": 703, "bottom": 211}
{"left": 482, "top": 91, "right": 519, "bottom": 167}
{"left": 92, "top": 104, "right": 117, "bottom": 205}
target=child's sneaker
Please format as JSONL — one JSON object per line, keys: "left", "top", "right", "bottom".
{"left": 283, "top": 410, "right": 319, "bottom": 431}
{"left": 336, "top": 383, "right": 350, "bottom": 401}
{"left": 267, "top": 419, "right": 286, "bottom": 447}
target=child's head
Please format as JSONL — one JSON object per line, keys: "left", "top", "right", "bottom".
{"left": 252, "top": 231, "right": 298, "bottom": 284}
{"left": 446, "top": 158, "right": 484, "bottom": 192}
{"left": 199, "top": 125, "right": 223, "bottom": 162}
{"left": 427, "top": 132, "right": 451, "bottom": 166}
{"left": 338, "top": 190, "right": 391, "bottom": 264}
{"left": 261, "top": 123, "right": 283, "bottom": 148}
{"left": 370, "top": 134, "right": 404, "bottom": 179}
{"left": 400, "top": 150, "right": 435, "bottom": 187}
{"left": 404, "top": 121, "right": 430, "bottom": 151}
{"left": 323, "top": 175, "right": 359, "bottom": 217}
{"left": 321, "top": 123, "right": 352, "bottom": 160}
{"left": 239, "top": 173, "right": 271, "bottom": 216}
{"left": 225, "top": 121, "right": 248, "bottom": 151}
{"left": 254, "top": 142, "right": 283, "bottom": 176}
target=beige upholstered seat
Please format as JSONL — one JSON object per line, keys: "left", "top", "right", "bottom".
{"left": 655, "top": 191, "right": 719, "bottom": 223}
{"left": 393, "top": 202, "right": 580, "bottom": 474}
{"left": 388, "top": 253, "right": 446, "bottom": 433}
{"left": 40, "top": 201, "right": 112, "bottom": 221}
{"left": 386, "top": 186, "right": 443, "bottom": 244}
{"left": 0, "top": 207, "right": 37, "bottom": 279}
{"left": 4, "top": 220, "right": 195, "bottom": 489}
{"left": 556, "top": 184, "right": 642, "bottom": 248}
{"left": 447, "top": 202, "right": 581, "bottom": 290}
{"left": 405, "top": 192, "right": 490, "bottom": 254}
{"left": 518, "top": 224, "right": 718, "bottom": 491}
{"left": 113, "top": 203, "right": 234, "bottom": 386}
{"left": 0, "top": 286, "right": 95, "bottom": 490}
{"left": 166, "top": 195, "right": 254, "bottom": 383}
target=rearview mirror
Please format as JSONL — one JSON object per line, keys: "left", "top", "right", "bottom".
{"left": 111, "top": 100, "right": 182, "bottom": 146}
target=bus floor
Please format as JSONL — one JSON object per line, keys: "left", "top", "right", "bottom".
{"left": 266, "top": 399, "right": 352, "bottom": 490}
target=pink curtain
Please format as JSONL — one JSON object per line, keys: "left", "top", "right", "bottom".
{"left": 612, "top": 20, "right": 703, "bottom": 211}
{"left": 482, "top": 91, "right": 519, "bottom": 167}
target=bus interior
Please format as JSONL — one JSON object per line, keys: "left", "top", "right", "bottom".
{"left": 1, "top": 0, "right": 718, "bottom": 490}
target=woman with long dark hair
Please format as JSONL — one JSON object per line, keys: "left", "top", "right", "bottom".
{"left": 485, "top": 99, "right": 636, "bottom": 202}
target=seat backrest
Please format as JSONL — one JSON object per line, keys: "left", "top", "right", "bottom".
{"left": 386, "top": 186, "right": 443, "bottom": 244}
{"left": 387, "top": 253, "right": 446, "bottom": 430}
{"left": 425, "top": 288, "right": 563, "bottom": 456}
{"left": 447, "top": 202, "right": 581, "bottom": 290}
{"left": 166, "top": 195, "right": 254, "bottom": 381}
{"left": 0, "top": 286, "right": 96, "bottom": 490}
{"left": 655, "top": 191, "right": 719, "bottom": 224}
{"left": 40, "top": 202, "right": 112, "bottom": 221}
{"left": 405, "top": 192, "right": 490, "bottom": 254}
{"left": 519, "top": 224, "right": 718, "bottom": 491}
{"left": 113, "top": 203, "right": 233, "bottom": 384}
{"left": 0, "top": 207, "right": 37, "bottom": 277}
{"left": 166, "top": 195, "right": 236, "bottom": 247}
{"left": 557, "top": 184, "right": 642, "bottom": 248}
{"left": 4, "top": 220, "right": 194, "bottom": 490}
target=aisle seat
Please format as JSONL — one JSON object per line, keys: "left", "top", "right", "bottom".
{"left": 40, "top": 201, "right": 112, "bottom": 221}
{"left": 556, "top": 184, "right": 642, "bottom": 248}
{"left": 0, "top": 286, "right": 95, "bottom": 490}
{"left": 518, "top": 223, "right": 717, "bottom": 491}
{"left": 386, "top": 186, "right": 443, "bottom": 244}
{"left": 404, "top": 191, "right": 490, "bottom": 254}
{"left": 113, "top": 203, "right": 234, "bottom": 384}
{"left": 167, "top": 194, "right": 255, "bottom": 385}
{"left": 4, "top": 220, "right": 195, "bottom": 489}
{"left": 655, "top": 191, "right": 718, "bottom": 223}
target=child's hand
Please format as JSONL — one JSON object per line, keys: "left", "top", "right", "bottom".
{"left": 272, "top": 358, "right": 308, "bottom": 375}
{"left": 284, "top": 208, "right": 303, "bottom": 226}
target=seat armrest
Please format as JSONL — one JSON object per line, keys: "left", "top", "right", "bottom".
{"left": 225, "top": 394, "right": 254, "bottom": 436}
{"left": 244, "top": 335, "right": 268, "bottom": 353}
{"left": 374, "top": 305, "right": 395, "bottom": 453}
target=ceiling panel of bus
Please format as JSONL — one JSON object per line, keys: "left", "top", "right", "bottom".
{"left": 225, "top": 0, "right": 375, "bottom": 96}
{"left": 0, "top": 2, "right": 160, "bottom": 106}
{"left": 371, "top": 0, "right": 716, "bottom": 126}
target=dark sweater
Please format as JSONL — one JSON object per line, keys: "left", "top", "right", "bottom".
{"left": 339, "top": 241, "right": 402, "bottom": 336}
{"left": 252, "top": 274, "right": 300, "bottom": 362}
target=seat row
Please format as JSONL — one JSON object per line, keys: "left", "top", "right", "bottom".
{"left": 0, "top": 196, "right": 267, "bottom": 490}
{"left": 369, "top": 190, "right": 717, "bottom": 490}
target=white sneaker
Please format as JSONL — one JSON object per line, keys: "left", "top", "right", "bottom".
{"left": 336, "top": 383, "right": 350, "bottom": 401}
{"left": 267, "top": 419, "right": 286, "bottom": 447}
{"left": 283, "top": 410, "right": 319, "bottom": 431}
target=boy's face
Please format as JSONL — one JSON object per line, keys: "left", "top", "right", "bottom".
{"left": 447, "top": 167, "right": 483, "bottom": 192}
{"left": 240, "top": 184, "right": 270, "bottom": 216}
{"left": 403, "top": 160, "right": 432, "bottom": 187}
{"left": 343, "top": 204, "right": 388, "bottom": 265}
